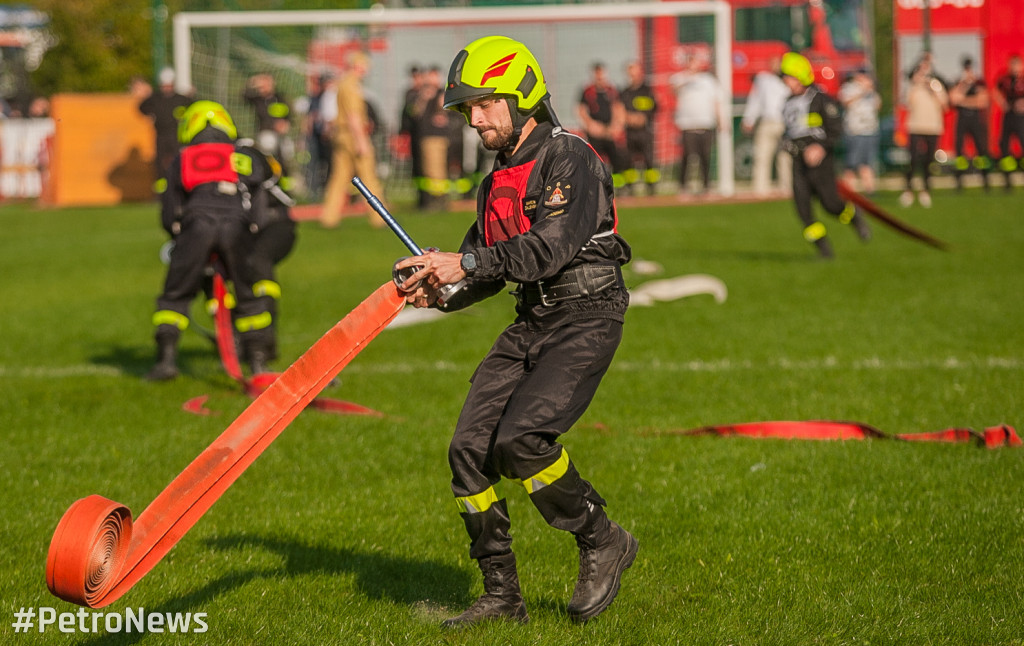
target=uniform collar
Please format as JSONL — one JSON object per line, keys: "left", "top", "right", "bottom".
{"left": 497, "top": 121, "right": 554, "bottom": 168}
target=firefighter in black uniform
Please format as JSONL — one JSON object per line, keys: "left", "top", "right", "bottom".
{"left": 146, "top": 101, "right": 285, "bottom": 381}
{"left": 780, "top": 52, "right": 871, "bottom": 259}
{"left": 995, "top": 54, "right": 1024, "bottom": 192}
{"left": 577, "top": 62, "right": 628, "bottom": 188}
{"left": 949, "top": 56, "right": 992, "bottom": 191}
{"left": 619, "top": 61, "right": 660, "bottom": 195}
{"left": 395, "top": 36, "right": 637, "bottom": 628}
{"left": 239, "top": 138, "right": 297, "bottom": 364}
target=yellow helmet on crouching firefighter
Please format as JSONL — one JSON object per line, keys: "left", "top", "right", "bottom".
{"left": 177, "top": 100, "right": 238, "bottom": 144}
{"left": 444, "top": 36, "right": 550, "bottom": 119}
{"left": 780, "top": 52, "right": 815, "bottom": 87}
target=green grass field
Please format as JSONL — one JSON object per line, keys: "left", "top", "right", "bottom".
{"left": 1, "top": 190, "right": 1022, "bottom": 645}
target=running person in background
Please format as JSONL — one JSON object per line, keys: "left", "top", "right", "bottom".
{"left": 396, "top": 35, "right": 637, "bottom": 628}
{"left": 780, "top": 52, "right": 870, "bottom": 259}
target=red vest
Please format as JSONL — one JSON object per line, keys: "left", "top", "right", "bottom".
{"left": 180, "top": 143, "right": 239, "bottom": 192}
{"left": 484, "top": 159, "right": 536, "bottom": 246}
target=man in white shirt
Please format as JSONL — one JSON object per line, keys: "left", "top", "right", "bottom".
{"left": 671, "top": 55, "right": 726, "bottom": 197}
{"left": 838, "top": 69, "right": 881, "bottom": 194}
{"left": 741, "top": 59, "right": 792, "bottom": 196}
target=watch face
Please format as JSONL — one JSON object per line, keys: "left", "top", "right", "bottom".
{"left": 462, "top": 253, "right": 476, "bottom": 271}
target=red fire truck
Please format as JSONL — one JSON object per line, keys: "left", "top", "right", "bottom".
{"left": 645, "top": 0, "right": 873, "bottom": 173}
{"left": 650, "top": 0, "right": 873, "bottom": 98}
{"left": 894, "top": 0, "right": 1024, "bottom": 157}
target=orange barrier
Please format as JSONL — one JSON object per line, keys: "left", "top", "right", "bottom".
{"left": 46, "top": 283, "right": 406, "bottom": 607}
{"left": 44, "top": 94, "right": 155, "bottom": 206}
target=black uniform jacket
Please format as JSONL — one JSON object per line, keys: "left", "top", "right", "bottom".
{"left": 444, "top": 121, "right": 631, "bottom": 330}
{"left": 161, "top": 130, "right": 279, "bottom": 236}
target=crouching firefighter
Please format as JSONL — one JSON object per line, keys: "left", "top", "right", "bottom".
{"left": 146, "top": 100, "right": 285, "bottom": 381}
{"left": 780, "top": 52, "right": 871, "bottom": 259}
{"left": 395, "top": 36, "right": 638, "bottom": 627}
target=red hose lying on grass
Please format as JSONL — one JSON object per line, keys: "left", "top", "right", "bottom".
{"left": 46, "top": 283, "right": 406, "bottom": 608}
{"left": 676, "top": 420, "right": 1020, "bottom": 449}
{"left": 212, "top": 272, "right": 383, "bottom": 417}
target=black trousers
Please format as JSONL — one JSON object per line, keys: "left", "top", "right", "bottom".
{"left": 588, "top": 136, "right": 628, "bottom": 174}
{"left": 449, "top": 318, "right": 621, "bottom": 560}
{"left": 999, "top": 112, "right": 1024, "bottom": 173}
{"left": 680, "top": 129, "right": 715, "bottom": 190}
{"left": 955, "top": 114, "right": 990, "bottom": 184}
{"left": 792, "top": 151, "right": 846, "bottom": 227}
{"left": 155, "top": 212, "right": 272, "bottom": 354}
{"left": 906, "top": 133, "right": 939, "bottom": 191}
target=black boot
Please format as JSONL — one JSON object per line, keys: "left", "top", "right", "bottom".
{"left": 814, "top": 236, "right": 835, "bottom": 260}
{"left": 851, "top": 208, "right": 872, "bottom": 242}
{"left": 145, "top": 334, "right": 179, "bottom": 381}
{"left": 567, "top": 521, "right": 638, "bottom": 624}
{"left": 248, "top": 348, "right": 270, "bottom": 376}
{"left": 442, "top": 552, "right": 528, "bottom": 628}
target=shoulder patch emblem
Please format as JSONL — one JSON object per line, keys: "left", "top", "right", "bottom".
{"left": 544, "top": 182, "right": 570, "bottom": 208}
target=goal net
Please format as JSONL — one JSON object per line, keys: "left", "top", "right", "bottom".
{"left": 173, "top": 2, "right": 733, "bottom": 201}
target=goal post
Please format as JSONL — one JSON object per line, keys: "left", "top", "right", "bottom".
{"left": 172, "top": 1, "right": 734, "bottom": 197}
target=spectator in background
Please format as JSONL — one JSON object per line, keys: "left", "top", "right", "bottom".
{"left": 619, "top": 61, "right": 660, "bottom": 196}
{"left": 577, "top": 62, "right": 628, "bottom": 188}
{"left": 949, "top": 56, "right": 991, "bottom": 191}
{"left": 415, "top": 65, "right": 452, "bottom": 211}
{"left": 901, "top": 57, "right": 948, "bottom": 208}
{"left": 399, "top": 65, "right": 427, "bottom": 207}
{"left": 26, "top": 96, "right": 50, "bottom": 119}
{"left": 740, "top": 57, "right": 791, "bottom": 197}
{"left": 838, "top": 68, "right": 881, "bottom": 195}
{"left": 299, "top": 72, "right": 334, "bottom": 200}
{"left": 671, "top": 54, "right": 725, "bottom": 198}
{"left": 994, "top": 53, "right": 1024, "bottom": 192}
{"left": 320, "top": 51, "right": 385, "bottom": 228}
{"left": 244, "top": 73, "right": 292, "bottom": 168}
{"left": 137, "top": 67, "right": 193, "bottom": 187}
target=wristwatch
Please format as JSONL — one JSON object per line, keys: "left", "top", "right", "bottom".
{"left": 460, "top": 252, "right": 477, "bottom": 277}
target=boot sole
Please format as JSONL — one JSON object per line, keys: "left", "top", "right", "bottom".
{"left": 569, "top": 533, "right": 639, "bottom": 624}
{"left": 441, "top": 605, "right": 529, "bottom": 629}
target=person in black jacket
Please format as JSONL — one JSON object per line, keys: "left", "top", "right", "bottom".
{"left": 619, "top": 61, "right": 660, "bottom": 195}
{"left": 136, "top": 68, "right": 193, "bottom": 188}
{"left": 395, "top": 36, "right": 638, "bottom": 628}
{"left": 146, "top": 101, "right": 288, "bottom": 381}
{"left": 780, "top": 52, "right": 870, "bottom": 259}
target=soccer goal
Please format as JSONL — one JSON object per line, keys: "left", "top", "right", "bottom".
{"left": 173, "top": 1, "right": 734, "bottom": 198}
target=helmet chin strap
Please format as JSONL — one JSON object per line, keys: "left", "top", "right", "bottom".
{"left": 498, "top": 96, "right": 560, "bottom": 152}
{"left": 501, "top": 97, "right": 531, "bottom": 152}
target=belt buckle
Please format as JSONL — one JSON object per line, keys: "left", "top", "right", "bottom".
{"left": 537, "top": 279, "right": 555, "bottom": 307}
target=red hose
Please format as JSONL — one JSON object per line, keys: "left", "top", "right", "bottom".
{"left": 46, "top": 283, "right": 406, "bottom": 607}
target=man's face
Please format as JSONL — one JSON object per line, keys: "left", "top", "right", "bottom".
{"left": 782, "top": 75, "right": 805, "bottom": 94}
{"left": 627, "top": 63, "right": 643, "bottom": 85}
{"left": 464, "top": 96, "right": 516, "bottom": 151}
{"left": 1011, "top": 57, "right": 1023, "bottom": 75}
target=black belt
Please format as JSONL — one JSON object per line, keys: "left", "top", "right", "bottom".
{"left": 513, "top": 264, "right": 623, "bottom": 307}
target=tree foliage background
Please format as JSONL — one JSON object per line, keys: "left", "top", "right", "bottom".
{"left": 29, "top": 0, "right": 366, "bottom": 97}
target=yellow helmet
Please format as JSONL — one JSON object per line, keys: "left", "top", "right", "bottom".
{"left": 780, "top": 52, "right": 815, "bottom": 87}
{"left": 444, "top": 36, "right": 548, "bottom": 115}
{"left": 178, "top": 100, "right": 237, "bottom": 144}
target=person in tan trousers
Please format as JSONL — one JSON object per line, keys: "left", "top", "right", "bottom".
{"left": 320, "top": 51, "right": 385, "bottom": 228}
